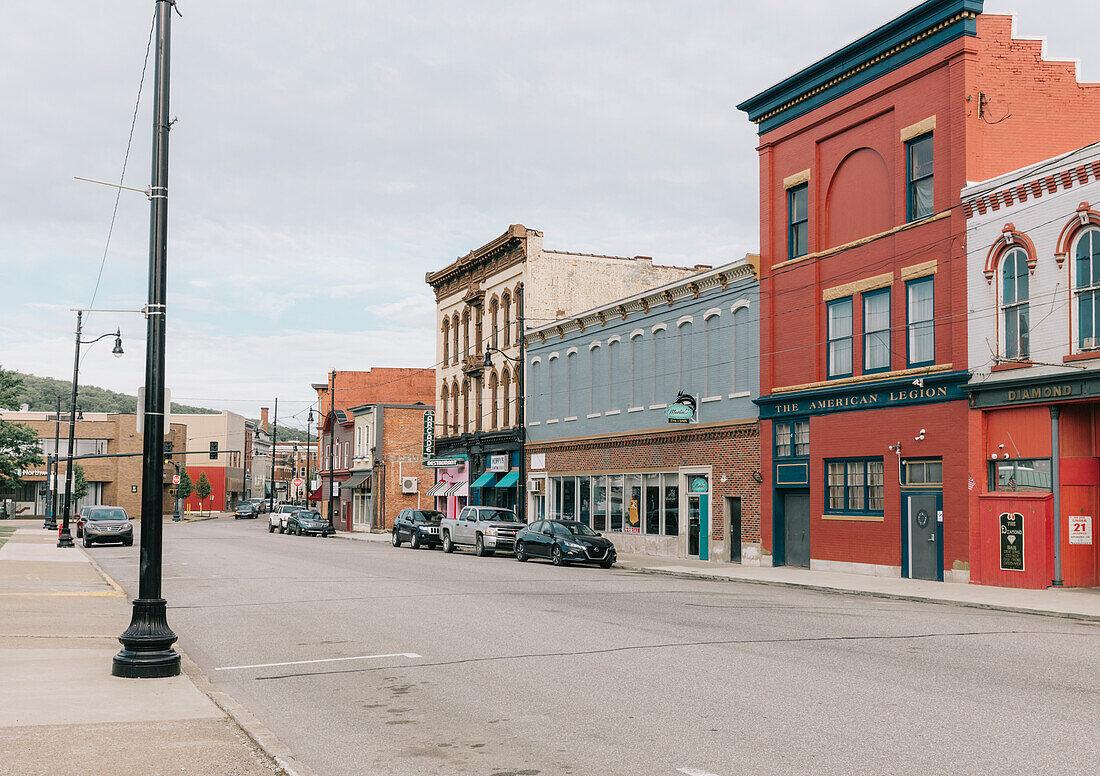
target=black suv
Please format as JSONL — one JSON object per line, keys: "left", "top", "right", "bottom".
{"left": 392, "top": 508, "right": 444, "bottom": 549}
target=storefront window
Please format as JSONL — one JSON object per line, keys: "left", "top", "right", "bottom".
{"left": 609, "top": 475, "right": 624, "bottom": 532}
{"left": 775, "top": 421, "right": 792, "bottom": 457}
{"left": 593, "top": 476, "right": 607, "bottom": 531}
{"left": 578, "top": 477, "right": 590, "bottom": 526}
{"left": 990, "top": 459, "right": 1052, "bottom": 492}
{"left": 562, "top": 477, "right": 576, "bottom": 521}
{"left": 626, "top": 474, "right": 642, "bottom": 533}
{"left": 794, "top": 420, "right": 809, "bottom": 456}
{"left": 904, "top": 460, "right": 942, "bottom": 485}
{"left": 644, "top": 474, "right": 661, "bottom": 535}
{"left": 663, "top": 473, "right": 679, "bottom": 536}
{"left": 825, "top": 459, "right": 884, "bottom": 514}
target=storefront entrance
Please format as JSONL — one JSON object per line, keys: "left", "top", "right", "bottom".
{"left": 904, "top": 492, "right": 942, "bottom": 580}
{"left": 781, "top": 490, "right": 810, "bottom": 568}
{"left": 686, "top": 473, "right": 709, "bottom": 560}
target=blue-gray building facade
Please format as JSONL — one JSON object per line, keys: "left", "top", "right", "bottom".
{"left": 524, "top": 257, "right": 763, "bottom": 563}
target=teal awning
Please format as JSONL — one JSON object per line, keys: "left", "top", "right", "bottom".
{"left": 495, "top": 470, "right": 519, "bottom": 489}
{"left": 470, "top": 471, "right": 498, "bottom": 489}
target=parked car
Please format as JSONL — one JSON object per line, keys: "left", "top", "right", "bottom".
{"left": 440, "top": 506, "right": 524, "bottom": 556}
{"left": 287, "top": 509, "right": 331, "bottom": 537}
{"left": 269, "top": 503, "right": 299, "bottom": 533}
{"left": 246, "top": 498, "right": 265, "bottom": 513}
{"left": 81, "top": 506, "right": 134, "bottom": 548}
{"left": 515, "top": 519, "right": 616, "bottom": 568}
{"left": 391, "top": 509, "right": 444, "bottom": 549}
{"left": 233, "top": 502, "right": 257, "bottom": 519}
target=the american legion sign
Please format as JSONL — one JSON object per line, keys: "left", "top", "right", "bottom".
{"left": 757, "top": 371, "right": 969, "bottom": 419}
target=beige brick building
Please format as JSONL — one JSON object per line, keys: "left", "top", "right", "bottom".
{"left": 0, "top": 410, "right": 185, "bottom": 518}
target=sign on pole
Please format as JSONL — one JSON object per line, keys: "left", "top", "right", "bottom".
{"left": 423, "top": 410, "right": 435, "bottom": 460}
{"left": 172, "top": 474, "right": 181, "bottom": 485}
{"left": 291, "top": 477, "right": 304, "bottom": 488}
{"left": 137, "top": 386, "right": 172, "bottom": 436}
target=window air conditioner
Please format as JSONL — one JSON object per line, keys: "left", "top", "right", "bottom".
{"left": 527, "top": 479, "right": 543, "bottom": 493}
{"left": 401, "top": 476, "right": 418, "bottom": 494}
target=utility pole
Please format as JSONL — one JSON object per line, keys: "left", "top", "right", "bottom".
{"left": 327, "top": 370, "right": 336, "bottom": 532}
{"left": 270, "top": 397, "right": 278, "bottom": 505}
{"left": 114, "top": 0, "right": 181, "bottom": 679}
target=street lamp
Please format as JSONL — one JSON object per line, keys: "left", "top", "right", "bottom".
{"left": 306, "top": 406, "right": 314, "bottom": 506}
{"left": 58, "top": 310, "right": 125, "bottom": 549}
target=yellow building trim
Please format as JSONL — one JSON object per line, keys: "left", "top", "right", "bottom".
{"left": 773, "top": 363, "right": 952, "bottom": 394}
{"left": 771, "top": 210, "right": 951, "bottom": 270}
{"left": 899, "top": 259, "right": 937, "bottom": 281}
{"left": 783, "top": 169, "right": 811, "bottom": 190}
{"left": 822, "top": 272, "right": 893, "bottom": 302}
{"left": 822, "top": 513, "right": 885, "bottom": 522}
{"left": 900, "top": 115, "right": 936, "bottom": 143}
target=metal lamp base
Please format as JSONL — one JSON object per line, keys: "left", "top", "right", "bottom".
{"left": 112, "top": 598, "right": 180, "bottom": 678}
{"left": 57, "top": 530, "right": 74, "bottom": 548}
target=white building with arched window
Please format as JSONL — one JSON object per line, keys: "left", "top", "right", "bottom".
{"left": 964, "top": 140, "right": 1100, "bottom": 589}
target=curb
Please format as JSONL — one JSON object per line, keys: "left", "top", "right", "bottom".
{"left": 616, "top": 563, "right": 1100, "bottom": 623}
{"left": 181, "top": 653, "right": 319, "bottom": 776}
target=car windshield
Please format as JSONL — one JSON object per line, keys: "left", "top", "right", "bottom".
{"left": 481, "top": 509, "right": 519, "bottom": 522}
{"left": 562, "top": 522, "right": 598, "bottom": 536}
{"left": 87, "top": 508, "right": 127, "bottom": 521}
{"left": 413, "top": 511, "right": 444, "bottom": 523}
{"left": 298, "top": 512, "right": 322, "bottom": 521}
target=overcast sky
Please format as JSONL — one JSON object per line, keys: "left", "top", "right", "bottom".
{"left": 2, "top": 1, "right": 1097, "bottom": 427}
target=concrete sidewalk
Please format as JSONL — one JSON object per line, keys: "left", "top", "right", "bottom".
{"left": 0, "top": 526, "right": 303, "bottom": 776}
{"left": 337, "top": 526, "right": 1100, "bottom": 620}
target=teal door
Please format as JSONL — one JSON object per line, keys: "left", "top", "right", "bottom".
{"left": 687, "top": 493, "right": 709, "bottom": 560}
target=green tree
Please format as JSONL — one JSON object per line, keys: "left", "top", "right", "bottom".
{"left": 0, "top": 418, "right": 42, "bottom": 492}
{"left": 177, "top": 467, "right": 193, "bottom": 501}
{"left": 72, "top": 463, "right": 88, "bottom": 501}
{"left": 0, "top": 365, "right": 22, "bottom": 410}
{"left": 195, "top": 472, "right": 212, "bottom": 513}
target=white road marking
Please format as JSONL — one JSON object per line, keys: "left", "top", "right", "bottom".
{"left": 215, "top": 652, "right": 422, "bottom": 671}
{"left": 677, "top": 769, "right": 723, "bottom": 776}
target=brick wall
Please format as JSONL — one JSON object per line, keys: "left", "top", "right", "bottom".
{"left": 376, "top": 405, "right": 434, "bottom": 530}
{"left": 529, "top": 420, "right": 761, "bottom": 544}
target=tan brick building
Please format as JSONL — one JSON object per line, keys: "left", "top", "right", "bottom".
{"left": 0, "top": 410, "right": 185, "bottom": 518}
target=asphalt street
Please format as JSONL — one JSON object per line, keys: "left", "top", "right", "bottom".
{"left": 92, "top": 517, "right": 1100, "bottom": 776}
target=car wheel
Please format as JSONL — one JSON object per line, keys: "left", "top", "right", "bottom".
{"left": 600, "top": 559, "right": 613, "bottom": 569}
{"left": 474, "top": 535, "right": 486, "bottom": 557}
{"left": 410, "top": 532, "right": 421, "bottom": 550}
{"left": 442, "top": 531, "right": 454, "bottom": 553}
{"left": 515, "top": 541, "right": 527, "bottom": 562}
{"left": 268, "top": 523, "right": 275, "bottom": 533}
{"left": 392, "top": 529, "right": 401, "bottom": 547}
{"left": 123, "top": 539, "right": 133, "bottom": 547}
{"left": 551, "top": 545, "right": 566, "bottom": 566}
{"left": 278, "top": 524, "right": 285, "bottom": 534}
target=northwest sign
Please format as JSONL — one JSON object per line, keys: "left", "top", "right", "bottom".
{"left": 999, "top": 512, "right": 1024, "bottom": 571}
{"left": 1069, "top": 515, "right": 1093, "bottom": 545}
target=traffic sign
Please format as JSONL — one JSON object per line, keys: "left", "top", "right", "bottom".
{"left": 291, "top": 477, "right": 304, "bottom": 488}
{"left": 172, "top": 474, "right": 181, "bottom": 485}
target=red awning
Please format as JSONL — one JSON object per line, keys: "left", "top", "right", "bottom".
{"left": 308, "top": 486, "right": 323, "bottom": 502}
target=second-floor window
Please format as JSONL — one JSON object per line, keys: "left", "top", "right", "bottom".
{"left": 1002, "top": 247, "right": 1030, "bottom": 360}
{"left": 775, "top": 419, "right": 809, "bottom": 458}
{"left": 907, "top": 133, "right": 933, "bottom": 220}
{"left": 863, "top": 289, "right": 890, "bottom": 373}
{"left": 1076, "top": 227, "right": 1100, "bottom": 350}
{"left": 906, "top": 278, "right": 934, "bottom": 366}
{"left": 827, "top": 297, "right": 853, "bottom": 378}
{"left": 788, "top": 183, "right": 808, "bottom": 259}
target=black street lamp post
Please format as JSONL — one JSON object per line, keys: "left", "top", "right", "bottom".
{"left": 307, "top": 406, "right": 314, "bottom": 507}
{"left": 58, "top": 310, "right": 124, "bottom": 549}
{"left": 43, "top": 395, "right": 62, "bottom": 531}
{"left": 113, "top": 0, "right": 181, "bottom": 679}
{"left": 481, "top": 284, "right": 525, "bottom": 521}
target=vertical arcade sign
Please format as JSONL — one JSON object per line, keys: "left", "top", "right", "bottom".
{"left": 423, "top": 410, "right": 435, "bottom": 461}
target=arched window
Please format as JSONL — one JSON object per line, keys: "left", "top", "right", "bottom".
{"left": 705, "top": 312, "right": 722, "bottom": 397}
{"left": 548, "top": 355, "right": 559, "bottom": 419}
{"left": 566, "top": 351, "right": 577, "bottom": 418}
{"left": 528, "top": 359, "right": 542, "bottom": 421}
{"left": 589, "top": 343, "right": 602, "bottom": 415}
{"left": 462, "top": 309, "right": 470, "bottom": 358}
{"left": 652, "top": 326, "right": 667, "bottom": 404}
{"left": 440, "top": 381, "right": 449, "bottom": 433}
{"left": 441, "top": 319, "right": 450, "bottom": 366}
{"left": 514, "top": 284, "right": 523, "bottom": 342}
{"left": 475, "top": 373, "right": 483, "bottom": 431}
{"left": 1076, "top": 228, "right": 1100, "bottom": 350}
{"left": 489, "top": 297, "right": 499, "bottom": 349}
{"left": 677, "top": 320, "right": 693, "bottom": 392}
{"left": 461, "top": 378, "right": 470, "bottom": 433}
{"left": 450, "top": 380, "right": 459, "bottom": 435}
{"left": 451, "top": 313, "right": 460, "bottom": 364}
{"left": 606, "top": 339, "right": 619, "bottom": 410}
{"left": 475, "top": 306, "right": 483, "bottom": 356}
{"left": 502, "top": 368, "right": 511, "bottom": 427}
{"left": 630, "top": 332, "right": 645, "bottom": 408}
{"left": 502, "top": 291, "right": 512, "bottom": 348}
{"left": 1002, "top": 247, "right": 1029, "bottom": 359}
{"left": 489, "top": 370, "right": 499, "bottom": 430}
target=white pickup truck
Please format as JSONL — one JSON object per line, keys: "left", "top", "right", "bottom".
{"left": 268, "top": 503, "right": 300, "bottom": 534}
{"left": 440, "top": 506, "right": 525, "bottom": 556}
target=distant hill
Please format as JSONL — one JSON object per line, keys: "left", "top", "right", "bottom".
{"left": 254, "top": 422, "right": 310, "bottom": 443}
{"left": 10, "top": 371, "right": 219, "bottom": 416}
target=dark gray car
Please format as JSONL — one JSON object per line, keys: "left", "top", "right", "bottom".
{"left": 81, "top": 506, "right": 133, "bottom": 548}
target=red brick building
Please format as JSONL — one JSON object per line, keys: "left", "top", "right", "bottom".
{"left": 737, "top": 0, "right": 1100, "bottom": 581}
